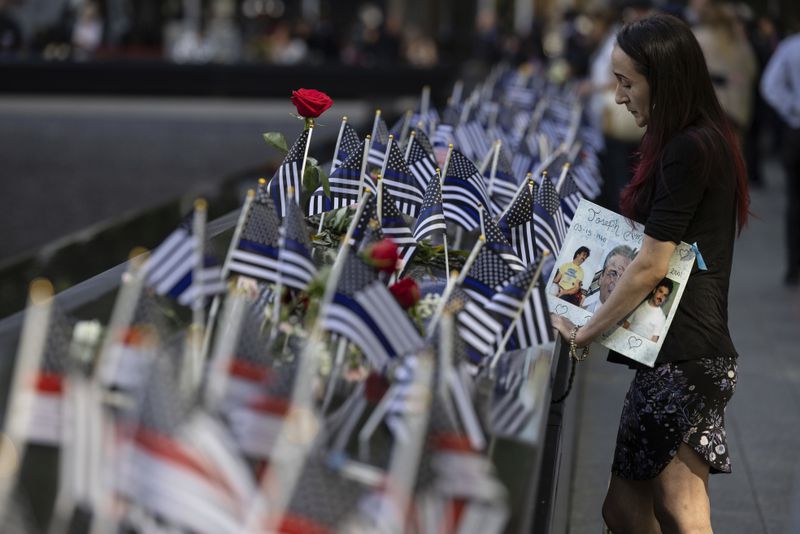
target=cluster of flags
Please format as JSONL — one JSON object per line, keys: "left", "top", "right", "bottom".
{"left": 2, "top": 65, "right": 607, "bottom": 533}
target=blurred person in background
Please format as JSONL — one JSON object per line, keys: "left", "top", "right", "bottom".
{"left": 579, "top": 0, "right": 652, "bottom": 212}
{"left": 761, "top": 28, "right": 800, "bottom": 285}
{"left": 745, "top": 13, "right": 782, "bottom": 188}
{"left": 0, "top": 0, "right": 22, "bottom": 55}
{"left": 71, "top": 0, "right": 102, "bottom": 60}
{"left": 692, "top": 0, "right": 757, "bottom": 143}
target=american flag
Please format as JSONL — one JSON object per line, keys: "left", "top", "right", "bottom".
{"left": 461, "top": 247, "right": 515, "bottom": 307}
{"left": 412, "top": 174, "right": 447, "bottom": 242}
{"left": 558, "top": 170, "right": 584, "bottom": 225}
{"left": 321, "top": 252, "right": 423, "bottom": 370}
{"left": 412, "top": 127, "right": 436, "bottom": 159}
{"left": 381, "top": 140, "right": 424, "bottom": 217}
{"left": 145, "top": 211, "right": 226, "bottom": 307}
{"left": 454, "top": 119, "right": 490, "bottom": 163}
{"left": 277, "top": 198, "right": 317, "bottom": 291}
{"left": 410, "top": 107, "right": 440, "bottom": 137}
{"left": 486, "top": 258, "right": 554, "bottom": 351}
{"left": 498, "top": 180, "right": 536, "bottom": 264}
{"left": 349, "top": 193, "right": 379, "bottom": 247}
{"left": 268, "top": 128, "right": 310, "bottom": 218}
{"left": 485, "top": 145, "right": 518, "bottom": 213}
{"left": 511, "top": 136, "right": 537, "bottom": 179}
{"left": 406, "top": 131, "right": 437, "bottom": 192}
{"left": 570, "top": 158, "right": 603, "bottom": 200}
{"left": 332, "top": 122, "right": 362, "bottom": 171}
{"left": 228, "top": 184, "right": 281, "bottom": 285}
{"left": 533, "top": 174, "right": 568, "bottom": 258}
{"left": 489, "top": 355, "right": 535, "bottom": 437}
{"left": 26, "top": 303, "right": 73, "bottom": 446}
{"left": 445, "top": 287, "right": 503, "bottom": 364}
{"left": 442, "top": 150, "right": 493, "bottom": 231}
{"left": 368, "top": 117, "right": 390, "bottom": 168}
{"left": 118, "top": 358, "right": 252, "bottom": 534}
{"left": 379, "top": 182, "right": 417, "bottom": 266}
{"left": 482, "top": 214, "right": 525, "bottom": 272}
{"left": 309, "top": 139, "right": 376, "bottom": 216}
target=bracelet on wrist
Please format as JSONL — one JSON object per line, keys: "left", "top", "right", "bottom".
{"left": 568, "top": 325, "right": 590, "bottom": 361}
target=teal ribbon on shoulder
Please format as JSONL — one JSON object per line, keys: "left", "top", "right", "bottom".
{"left": 691, "top": 242, "right": 707, "bottom": 271}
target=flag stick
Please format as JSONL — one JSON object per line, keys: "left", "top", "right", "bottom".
{"left": 357, "top": 134, "right": 372, "bottom": 200}
{"left": 376, "top": 175, "right": 384, "bottom": 223}
{"left": 398, "top": 110, "right": 412, "bottom": 147}
{"left": 370, "top": 109, "right": 382, "bottom": 140}
{"left": 321, "top": 336, "right": 349, "bottom": 414}
{"left": 568, "top": 140, "right": 582, "bottom": 165}
{"left": 379, "top": 134, "right": 394, "bottom": 184}
{"left": 298, "top": 125, "right": 315, "bottom": 190}
{"left": 426, "top": 236, "right": 486, "bottom": 337}
{"left": 93, "top": 249, "right": 148, "bottom": 382}
{"left": 564, "top": 102, "right": 584, "bottom": 150}
{"left": 201, "top": 188, "right": 255, "bottom": 361}
{"left": 187, "top": 198, "right": 208, "bottom": 391}
{"left": 318, "top": 116, "right": 350, "bottom": 233}
{"left": 382, "top": 353, "right": 434, "bottom": 533}
{"left": 0, "top": 279, "right": 53, "bottom": 518}
{"left": 404, "top": 129, "right": 416, "bottom": 163}
{"left": 450, "top": 80, "right": 463, "bottom": 105}
{"left": 204, "top": 288, "right": 247, "bottom": 410}
{"left": 440, "top": 143, "right": 455, "bottom": 181}
{"left": 555, "top": 162, "right": 571, "bottom": 195}
{"left": 486, "top": 140, "right": 502, "bottom": 197}
{"left": 478, "top": 138, "right": 500, "bottom": 176}
{"left": 421, "top": 85, "right": 432, "bottom": 118}
{"left": 439, "top": 168, "right": 450, "bottom": 277}
{"left": 488, "top": 251, "right": 549, "bottom": 372}
{"left": 330, "top": 116, "right": 348, "bottom": 175}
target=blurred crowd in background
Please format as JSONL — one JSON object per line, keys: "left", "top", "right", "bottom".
{"left": 0, "top": 0, "right": 796, "bottom": 201}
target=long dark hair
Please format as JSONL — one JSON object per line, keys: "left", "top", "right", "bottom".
{"left": 616, "top": 14, "right": 749, "bottom": 233}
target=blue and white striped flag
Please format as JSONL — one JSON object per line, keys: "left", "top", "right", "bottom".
{"left": 268, "top": 129, "right": 310, "bottom": 218}
{"left": 228, "top": 184, "right": 281, "bottom": 285}
{"left": 321, "top": 252, "right": 423, "bottom": 369}
{"left": 277, "top": 198, "right": 317, "bottom": 291}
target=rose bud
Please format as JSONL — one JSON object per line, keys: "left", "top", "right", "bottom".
{"left": 367, "top": 238, "right": 399, "bottom": 274}
{"left": 290, "top": 88, "right": 334, "bottom": 118}
{"left": 389, "top": 277, "right": 421, "bottom": 309}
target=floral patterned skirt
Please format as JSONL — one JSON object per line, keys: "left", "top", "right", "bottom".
{"left": 611, "top": 356, "right": 737, "bottom": 480}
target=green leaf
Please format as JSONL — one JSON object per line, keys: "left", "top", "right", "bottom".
{"left": 317, "top": 165, "right": 330, "bottom": 198}
{"left": 262, "top": 132, "right": 288, "bottom": 154}
{"left": 303, "top": 165, "right": 320, "bottom": 194}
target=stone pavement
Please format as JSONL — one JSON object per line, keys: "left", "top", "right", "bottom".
{"left": 567, "top": 158, "right": 800, "bottom": 533}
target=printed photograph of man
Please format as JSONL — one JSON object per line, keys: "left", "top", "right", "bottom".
{"left": 582, "top": 244, "right": 638, "bottom": 313}
{"left": 552, "top": 246, "right": 591, "bottom": 306}
{"left": 622, "top": 278, "right": 674, "bottom": 343}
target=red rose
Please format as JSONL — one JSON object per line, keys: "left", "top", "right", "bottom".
{"left": 389, "top": 277, "right": 420, "bottom": 309}
{"left": 367, "top": 238, "right": 399, "bottom": 274}
{"left": 290, "top": 88, "right": 333, "bottom": 118}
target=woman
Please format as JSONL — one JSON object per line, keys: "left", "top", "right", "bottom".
{"left": 551, "top": 14, "right": 749, "bottom": 533}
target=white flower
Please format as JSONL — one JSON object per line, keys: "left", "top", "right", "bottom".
{"left": 715, "top": 444, "right": 726, "bottom": 455}
{"left": 700, "top": 435, "right": 709, "bottom": 446}
{"left": 727, "top": 370, "right": 735, "bottom": 378}
{"left": 709, "top": 452, "right": 716, "bottom": 461}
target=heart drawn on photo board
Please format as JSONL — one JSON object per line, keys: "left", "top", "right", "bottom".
{"left": 627, "top": 336, "right": 643, "bottom": 349}
{"left": 679, "top": 247, "right": 693, "bottom": 261}
{"left": 555, "top": 304, "right": 568, "bottom": 315}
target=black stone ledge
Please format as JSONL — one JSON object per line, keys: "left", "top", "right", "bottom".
{"left": 0, "top": 59, "right": 456, "bottom": 102}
